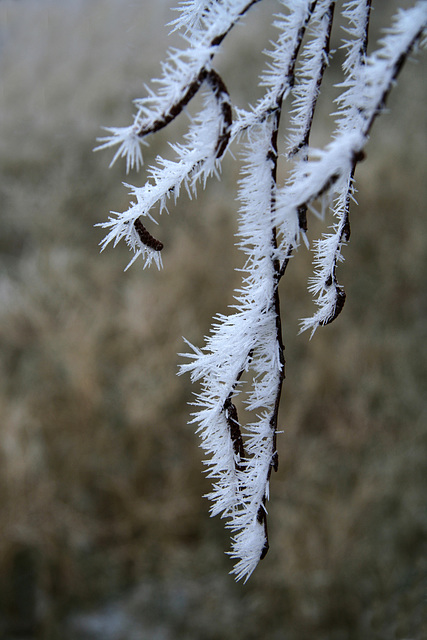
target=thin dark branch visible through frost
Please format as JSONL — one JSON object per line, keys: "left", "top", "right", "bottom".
{"left": 97, "top": 0, "right": 427, "bottom": 581}
{"left": 134, "top": 67, "right": 232, "bottom": 159}
{"left": 288, "top": 0, "right": 335, "bottom": 157}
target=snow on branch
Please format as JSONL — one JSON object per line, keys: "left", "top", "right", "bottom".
{"left": 97, "top": 0, "right": 427, "bottom": 581}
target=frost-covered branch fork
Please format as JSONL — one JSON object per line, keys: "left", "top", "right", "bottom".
{"left": 95, "top": 0, "right": 260, "bottom": 170}
{"left": 95, "top": 1, "right": 263, "bottom": 266}
{"left": 97, "top": 64, "right": 232, "bottom": 267}
{"left": 96, "top": 0, "right": 427, "bottom": 581}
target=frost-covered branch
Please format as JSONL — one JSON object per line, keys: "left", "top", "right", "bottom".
{"left": 97, "top": 0, "right": 427, "bottom": 581}
{"left": 287, "top": 0, "right": 335, "bottom": 156}
{"left": 97, "top": 67, "right": 232, "bottom": 270}
{"left": 298, "top": 1, "right": 426, "bottom": 332}
{"left": 95, "top": 0, "right": 259, "bottom": 171}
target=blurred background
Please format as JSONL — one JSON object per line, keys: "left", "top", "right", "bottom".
{"left": 0, "top": 1, "right": 426, "bottom": 638}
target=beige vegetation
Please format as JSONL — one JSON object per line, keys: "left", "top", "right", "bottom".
{"left": 0, "top": 0, "right": 426, "bottom": 638}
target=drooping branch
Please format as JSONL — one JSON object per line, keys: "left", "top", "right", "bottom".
{"left": 299, "top": 0, "right": 371, "bottom": 329}
{"left": 209, "top": 1, "right": 320, "bottom": 577}
{"left": 299, "top": 1, "right": 426, "bottom": 333}
{"left": 97, "top": 67, "right": 232, "bottom": 269}
{"left": 98, "top": 0, "right": 427, "bottom": 583}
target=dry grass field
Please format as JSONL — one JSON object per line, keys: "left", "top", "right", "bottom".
{"left": 0, "top": 1, "right": 426, "bottom": 638}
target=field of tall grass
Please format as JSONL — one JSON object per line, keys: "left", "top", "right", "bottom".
{"left": 0, "top": 1, "right": 426, "bottom": 638}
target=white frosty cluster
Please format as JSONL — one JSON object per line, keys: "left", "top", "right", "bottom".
{"left": 181, "top": 121, "right": 287, "bottom": 580}
{"left": 97, "top": 0, "right": 427, "bottom": 581}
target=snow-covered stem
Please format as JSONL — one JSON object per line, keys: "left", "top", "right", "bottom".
{"left": 97, "top": 0, "right": 427, "bottom": 581}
